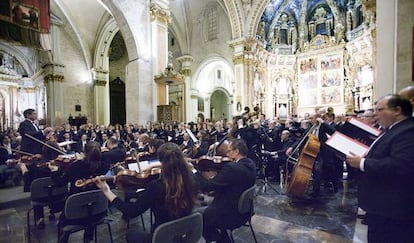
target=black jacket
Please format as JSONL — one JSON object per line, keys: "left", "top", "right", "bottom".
{"left": 18, "top": 120, "right": 45, "bottom": 154}
{"left": 358, "top": 117, "right": 414, "bottom": 220}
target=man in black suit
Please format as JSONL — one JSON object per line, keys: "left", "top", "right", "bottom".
{"left": 195, "top": 138, "right": 256, "bottom": 242}
{"left": 346, "top": 94, "right": 414, "bottom": 242}
{"left": 102, "top": 137, "right": 126, "bottom": 168}
{"left": 17, "top": 109, "right": 48, "bottom": 155}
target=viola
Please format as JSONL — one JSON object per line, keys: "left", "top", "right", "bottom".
{"left": 75, "top": 167, "right": 161, "bottom": 190}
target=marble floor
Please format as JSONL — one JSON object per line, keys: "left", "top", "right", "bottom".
{"left": 0, "top": 180, "right": 367, "bottom": 243}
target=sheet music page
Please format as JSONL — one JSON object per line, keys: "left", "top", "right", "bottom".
{"left": 326, "top": 132, "right": 369, "bottom": 157}
{"left": 128, "top": 160, "right": 161, "bottom": 172}
{"left": 348, "top": 118, "right": 381, "bottom": 136}
{"left": 185, "top": 128, "right": 199, "bottom": 143}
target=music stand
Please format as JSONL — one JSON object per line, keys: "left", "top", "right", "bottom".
{"left": 255, "top": 147, "right": 282, "bottom": 195}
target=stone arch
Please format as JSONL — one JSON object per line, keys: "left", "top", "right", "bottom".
{"left": 94, "top": 18, "right": 120, "bottom": 72}
{"left": 223, "top": 0, "right": 243, "bottom": 39}
{"left": 210, "top": 88, "right": 231, "bottom": 122}
{"left": 100, "top": 0, "right": 140, "bottom": 62}
{"left": 0, "top": 42, "right": 34, "bottom": 76}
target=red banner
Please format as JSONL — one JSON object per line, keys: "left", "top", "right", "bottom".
{"left": 0, "top": 0, "right": 50, "bottom": 33}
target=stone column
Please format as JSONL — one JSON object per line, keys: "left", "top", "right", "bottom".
{"left": 43, "top": 64, "right": 64, "bottom": 126}
{"left": 375, "top": 0, "right": 396, "bottom": 98}
{"left": 93, "top": 69, "right": 109, "bottom": 125}
{"left": 177, "top": 55, "right": 193, "bottom": 122}
{"left": 229, "top": 39, "right": 247, "bottom": 116}
{"left": 150, "top": 3, "right": 170, "bottom": 111}
{"left": 43, "top": 18, "right": 65, "bottom": 126}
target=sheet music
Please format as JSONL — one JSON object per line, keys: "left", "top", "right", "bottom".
{"left": 348, "top": 118, "right": 382, "bottom": 136}
{"left": 58, "top": 140, "right": 77, "bottom": 147}
{"left": 128, "top": 160, "right": 161, "bottom": 172}
{"left": 326, "top": 132, "right": 369, "bottom": 157}
{"left": 185, "top": 128, "right": 198, "bottom": 143}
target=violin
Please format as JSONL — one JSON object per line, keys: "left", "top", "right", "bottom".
{"left": 75, "top": 167, "right": 162, "bottom": 190}
{"left": 192, "top": 155, "right": 232, "bottom": 172}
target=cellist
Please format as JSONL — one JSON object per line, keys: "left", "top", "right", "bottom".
{"left": 286, "top": 113, "right": 335, "bottom": 196}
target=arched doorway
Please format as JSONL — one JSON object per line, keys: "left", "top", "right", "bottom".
{"left": 210, "top": 90, "right": 228, "bottom": 122}
{"left": 109, "top": 77, "right": 126, "bottom": 125}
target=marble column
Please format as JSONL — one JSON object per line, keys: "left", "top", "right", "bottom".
{"left": 177, "top": 55, "right": 193, "bottom": 122}
{"left": 93, "top": 69, "right": 109, "bottom": 125}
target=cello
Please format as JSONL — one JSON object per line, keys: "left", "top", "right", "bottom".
{"left": 284, "top": 124, "right": 320, "bottom": 198}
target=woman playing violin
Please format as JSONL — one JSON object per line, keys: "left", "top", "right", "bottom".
{"left": 94, "top": 142, "right": 198, "bottom": 243}
{"left": 49, "top": 141, "right": 109, "bottom": 243}
{"left": 138, "top": 138, "right": 164, "bottom": 161}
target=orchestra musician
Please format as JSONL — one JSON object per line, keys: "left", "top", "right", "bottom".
{"left": 286, "top": 113, "right": 336, "bottom": 196}
{"left": 102, "top": 137, "right": 126, "bottom": 169}
{"left": 179, "top": 132, "right": 194, "bottom": 155}
{"left": 191, "top": 130, "right": 210, "bottom": 159}
{"left": 138, "top": 139, "right": 164, "bottom": 161}
{"left": 346, "top": 95, "right": 414, "bottom": 242}
{"left": 48, "top": 141, "right": 109, "bottom": 243}
{"left": 194, "top": 138, "right": 256, "bottom": 242}
{"left": 0, "top": 134, "right": 21, "bottom": 185}
{"left": 93, "top": 142, "right": 198, "bottom": 243}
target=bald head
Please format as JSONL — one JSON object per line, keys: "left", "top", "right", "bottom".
{"left": 399, "top": 85, "right": 414, "bottom": 109}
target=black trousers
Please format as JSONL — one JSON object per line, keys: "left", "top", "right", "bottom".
{"left": 366, "top": 213, "right": 414, "bottom": 243}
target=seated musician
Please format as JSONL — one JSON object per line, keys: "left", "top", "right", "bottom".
{"left": 0, "top": 134, "right": 21, "bottom": 185}
{"left": 48, "top": 141, "right": 109, "bottom": 243}
{"left": 194, "top": 138, "right": 256, "bottom": 242}
{"left": 93, "top": 142, "right": 198, "bottom": 243}
{"left": 191, "top": 130, "right": 210, "bottom": 159}
{"left": 179, "top": 132, "right": 194, "bottom": 155}
{"left": 138, "top": 138, "right": 164, "bottom": 161}
{"left": 102, "top": 137, "right": 126, "bottom": 169}
{"left": 17, "top": 140, "right": 62, "bottom": 229}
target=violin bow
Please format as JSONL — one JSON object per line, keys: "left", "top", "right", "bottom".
{"left": 25, "top": 133, "right": 66, "bottom": 155}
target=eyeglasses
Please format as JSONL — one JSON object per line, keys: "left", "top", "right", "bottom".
{"left": 375, "top": 107, "right": 389, "bottom": 113}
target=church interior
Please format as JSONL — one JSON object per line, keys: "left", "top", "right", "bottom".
{"left": 1, "top": 0, "right": 414, "bottom": 242}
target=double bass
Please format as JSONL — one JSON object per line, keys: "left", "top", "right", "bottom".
{"left": 284, "top": 124, "right": 320, "bottom": 198}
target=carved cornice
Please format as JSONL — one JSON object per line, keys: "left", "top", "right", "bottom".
{"left": 44, "top": 74, "right": 64, "bottom": 83}
{"left": 150, "top": 3, "right": 171, "bottom": 24}
{"left": 94, "top": 80, "right": 107, "bottom": 86}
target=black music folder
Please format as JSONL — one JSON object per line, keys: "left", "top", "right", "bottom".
{"left": 326, "top": 132, "right": 369, "bottom": 157}
{"left": 339, "top": 118, "right": 381, "bottom": 146}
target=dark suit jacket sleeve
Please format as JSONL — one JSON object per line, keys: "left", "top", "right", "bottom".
{"left": 364, "top": 129, "right": 414, "bottom": 178}
{"left": 18, "top": 121, "right": 45, "bottom": 140}
{"left": 196, "top": 163, "right": 235, "bottom": 192}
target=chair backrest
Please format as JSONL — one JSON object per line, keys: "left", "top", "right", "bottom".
{"left": 152, "top": 212, "right": 203, "bottom": 243}
{"left": 64, "top": 190, "right": 108, "bottom": 220}
{"left": 30, "top": 177, "right": 68, "bottom": 201}
{"left": 238, "top": 185, "right": 256, "bottom": 215}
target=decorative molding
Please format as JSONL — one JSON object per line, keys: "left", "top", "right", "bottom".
{"left": 94, "top": 80, "right": 107, "bottom": 86}
{"left": 150, "top": 3, "right": 171, "bottom": 24}
{"left": 232, "top": 55, "right": 244, "bottom": 65}
{"left": 180, "top": 69, "right": 191, "bottom": 77}
{"left": 44, "top": 74, "right": 64, "bottom": 83}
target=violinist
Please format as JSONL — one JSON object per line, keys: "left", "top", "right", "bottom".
{"left": 17, "top": 140, "right": 62, "bottom": 229}
{"left": 138, "top": 139, "right": 164, "bottom": 161}
{"left": 94, "top": 142, "right": 198, "bottom": 243}
{"left": 49, "top": 141, "right": 108, "bottom": 243}
{"left": 179, "top": 132, "right": 194, "bottom": 155}
{"left": 0, "top": 134, "right": 22, "bottom": 185}
{"left": 191, "top": 130, "right": 210, "bottom": 159}
{"left": 194, "top": 138, "right": 256, "bottom": 242}
{"left": 102, "top": 137, "right": 126, "bottom": 169}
